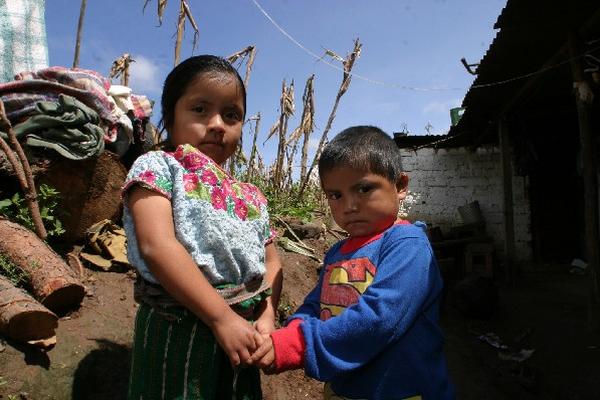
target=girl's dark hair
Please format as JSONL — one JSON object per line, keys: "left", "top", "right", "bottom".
{"left": 318, "top": 125, "right": 404, "bottom": 184}
{"left": 159, "top": 55, "right": 246, "bottom": 140}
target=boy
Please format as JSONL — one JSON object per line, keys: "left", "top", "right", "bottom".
{"left": 250, "top": 126, "right": 455, "bottom": 399}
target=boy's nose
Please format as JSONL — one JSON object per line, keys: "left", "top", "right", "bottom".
{"left": 344, "top": 196, "right": 358, "bottom": 213}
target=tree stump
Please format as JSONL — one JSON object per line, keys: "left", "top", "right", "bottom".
{"left": 0, "top": 218, "right": 85, "bottom": 312}
{"left": 0, "top": 274, "right": 58, "bottom": 342}
{"left": 34, "top": 150, "right": 128, "bottom": 243}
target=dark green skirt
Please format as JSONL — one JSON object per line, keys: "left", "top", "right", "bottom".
{"left": 127, "top": 303, "right": 262, "bottom": 400}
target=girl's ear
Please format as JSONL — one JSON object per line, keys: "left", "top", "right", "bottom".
{"left": 396, "top": 173, "right": 409, "bottom": 201}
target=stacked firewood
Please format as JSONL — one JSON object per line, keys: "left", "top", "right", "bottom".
{"left": 0, "top": 218, "right": 85, "bottom": 349}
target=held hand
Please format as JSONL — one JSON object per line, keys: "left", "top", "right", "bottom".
{"left": 211, "top": 311, "right": 258, "bottom": 367}
{"left": 253, "top": 315, "right": 276, "bottom": 336}
{"left": 249, "top": 335, "right": 276, "bottom": 372}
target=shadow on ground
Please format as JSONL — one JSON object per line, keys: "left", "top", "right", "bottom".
{"left": 72, "top": 339, "right": 131, "bottom": 400}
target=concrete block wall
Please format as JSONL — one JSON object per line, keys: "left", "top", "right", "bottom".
{"left": 399, "top": 146, "right": 532, "bottom": 261}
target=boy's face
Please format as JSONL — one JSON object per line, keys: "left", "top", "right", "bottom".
{"left": 321, "top": 166, "right": 408, "bottom": 237}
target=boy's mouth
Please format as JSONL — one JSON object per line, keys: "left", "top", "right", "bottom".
{"left": 345, "top": 220, "right": 367, "bottom": 228}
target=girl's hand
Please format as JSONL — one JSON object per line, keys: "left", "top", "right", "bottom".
{"left": 211, "top": 311, "right": 259, "bottom": 367}
{"left": 253, "top": 314, "right": 276, "bottom": 336}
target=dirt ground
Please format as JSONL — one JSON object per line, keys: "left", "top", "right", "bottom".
{"left": 1, "top": 237, "right": 600, "bottom": 399}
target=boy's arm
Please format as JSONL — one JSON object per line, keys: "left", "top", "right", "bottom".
{"left": 251, "top": 318, "right": 305, "bottom": 372}
{"left": 292, "top": 235, "right": 442, "bottom": 382}
{"left": 252, "top": 262, "right": 327, "bottom": 372}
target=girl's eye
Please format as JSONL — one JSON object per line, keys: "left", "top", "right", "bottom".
{"left": 224, "top": 109, "right": 242, "bottom": 122}
{"left": 326, "top": 192, "right": 341, "bottom": 200}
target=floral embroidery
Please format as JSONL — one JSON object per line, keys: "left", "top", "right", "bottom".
{"left": 187, "top": 182, "right": 210, "bottom": 201}
{"left": 201, "top": 169, "right": 218, "bottom": 186}
{"left": 211, "top": 187, "right": 227, "bottom": 211}
{"left": 220, "top": 176, "right": 232, "bottom": 195}
{"left": 133, "top": 170, "right": 173, "bottom": 193}
{"left": 139, "top": 170, "right": 156, "bottom": 184}
{"left": 172, "top": 146, "right": 185, "bottom": 160}
{"left": 182, "top": 151, "right": 209, "bottom": 172}
{"left": 170, "top": 144, "right": 266, "bottom": 221}
{"left": 155, "top": 177, "right": 173, "bottom": 193}
{"left": 183, "top": 173, "right": 199, "bottom": 192}
{"left": 233, "top": 197, "right": 248, "bottom": 220}
{"left": 247, "top": 204, "right": 260, "bottom": 220}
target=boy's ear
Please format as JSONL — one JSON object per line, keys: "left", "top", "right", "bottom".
{"left": 396, "top": 173, "right": 409, "bottom": 201}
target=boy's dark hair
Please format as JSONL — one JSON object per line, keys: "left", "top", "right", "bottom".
{"left": 318, "top": 125, "right": 404, "bottom": 184}
{"left": 160, "top": 54, "right": 246, "bottom": 138}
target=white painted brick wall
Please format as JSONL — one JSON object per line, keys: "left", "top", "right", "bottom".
{"left": 400, "top": 146, "right": 532, "bottom": 262}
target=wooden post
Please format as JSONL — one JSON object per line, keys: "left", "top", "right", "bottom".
{"left": 569, "top": 32, "right": 600, "bottom": 331}
{"left": 73, "top": 0, "right": 87, "bottom": 68}
{"left": 499, "top": 118, "right": 516, "bottom": 286}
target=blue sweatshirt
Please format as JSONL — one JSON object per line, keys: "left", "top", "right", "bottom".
{"left": 273, "top": 222, "right": 455, "bottom": 399}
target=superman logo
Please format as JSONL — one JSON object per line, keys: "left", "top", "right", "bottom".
{"left": 319, "top": 257, "right": 376, "bottom": 320}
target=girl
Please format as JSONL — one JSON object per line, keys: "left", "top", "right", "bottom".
{"left": 122, "top": 55, "right": 282, "bottom": 399}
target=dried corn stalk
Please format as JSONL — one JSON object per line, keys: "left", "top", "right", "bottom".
{"left": 300, "top": 39, "right": 362, "bottom": 195}
{"left": 109, "top": 53, "right": 134, "bottom": 86}
{"left": 245, "top": 113, "right": 262, "bottom": 181}
{"left": 144, "top": 0, "right": 199, "bottom": 66}
{"left": 143, "top": 0, "right": 168, "bottom": 25}
{"left": 227, "top": 46, "right": 257, "bottom": 89}
{"left": 285, "top": 74, "right": 315, "bottom": 189}
{"left": 273, "top": 79, "right": 295, "bottom": 189}
{"left": 293, "top": 74, "right": 316, "bottom": 183}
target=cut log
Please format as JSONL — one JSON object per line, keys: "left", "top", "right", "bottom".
{"left": 0, "top": 274, "right": 58, "bottom": 343}
{"left": 0, "top": 218, "right": 85, "bottom": 312}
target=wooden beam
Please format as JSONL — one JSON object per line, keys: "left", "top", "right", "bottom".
{"left": 499, "top": 118, "right": 516, "bottom": 286}
{"left": 569, "top": 32, "right": 600, "bottom": 331}
{"left": 73, "top": 0, "right": 87, "bottom": 68}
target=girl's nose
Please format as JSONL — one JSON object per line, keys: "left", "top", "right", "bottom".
{"left": 207, "top": 113, "right": 225, "bottom": 132}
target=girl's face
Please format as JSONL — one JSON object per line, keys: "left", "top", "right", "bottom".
{"left": 170, "top": 71, "right": 244, "bottom": 165}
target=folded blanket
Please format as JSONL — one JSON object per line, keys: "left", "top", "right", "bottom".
{"left": 0, "top": 94, "right": 105, "bottom": 160}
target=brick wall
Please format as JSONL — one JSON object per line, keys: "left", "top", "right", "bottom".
{"left": 399, "top": 146, "right": 532, "bottom": 261}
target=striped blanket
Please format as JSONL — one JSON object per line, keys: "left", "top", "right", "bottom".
{"left": 0, "top": 0, "right": 48, "bottom": 83}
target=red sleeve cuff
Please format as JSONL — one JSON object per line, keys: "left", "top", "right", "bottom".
{"left": 270, "top": 319, "right": 306, "bottom": 372}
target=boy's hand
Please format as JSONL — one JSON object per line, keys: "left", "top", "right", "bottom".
{"left": 210, "top": 311, "right": 258, "bottom": 367}
{"left": 249, "top": 335, "right": 276, "bottom": 373}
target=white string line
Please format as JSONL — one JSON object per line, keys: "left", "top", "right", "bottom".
{"left": 251, "top": 0, "right": 461, "bottom": 92}
{"left": 252, "top": 0, "right": 600, "bottom": 93}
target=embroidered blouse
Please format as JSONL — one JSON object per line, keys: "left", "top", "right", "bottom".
{"left": 122, "top": 144, "right": 273, "bottom": 286}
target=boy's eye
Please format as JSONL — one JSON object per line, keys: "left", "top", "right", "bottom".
{"left": 357, "top": 185, "right": 373, "bottom": 194}
{"left": 193, "top": 105, "right": 205, "bottom": 114}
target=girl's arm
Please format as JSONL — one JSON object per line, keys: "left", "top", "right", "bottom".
{"left": 253, "top": 241, "right": 283, "bottom": 335}
{"left": 128, "top": 186, "right": 259, "bottom": 366}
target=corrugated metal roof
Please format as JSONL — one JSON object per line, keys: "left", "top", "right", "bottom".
{"left": 449, "top": 0, "right": 600, "bottom": 144}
